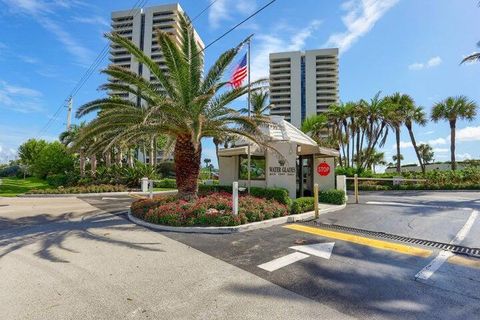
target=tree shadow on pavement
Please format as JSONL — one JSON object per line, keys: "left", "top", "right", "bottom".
{"left": 0, "top": 211, "right": 164, "bottom": 263}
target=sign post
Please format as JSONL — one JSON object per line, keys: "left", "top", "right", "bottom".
{"left": 314, "top": 183, "right": 319, "bottom": 219}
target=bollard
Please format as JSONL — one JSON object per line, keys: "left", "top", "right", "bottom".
{"left": 354, "top": 174, "right": 359, "bottom": 204}
{"left": 149, "top": 180, "right": 154, "bottom": 199}
{"left": 141, "top": 177, "right": 149, "bottom": 193}
{"left": 232, "top": 181, "right": 239, "bottom": 216}
{"left": 314, "top": 183, "right": 319, "bottom": 219}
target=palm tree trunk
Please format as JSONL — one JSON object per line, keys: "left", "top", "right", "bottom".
{"left": 117, "top": 148, "right": 123, "bottom": 167}
{"left": 128, "top": 150, "right": 134, "bottom": 168}
{"left": 174, "top": 134, "right": 201, "bottom": 200}
{"left": 395, "top": 127, "right": 401, "bottom": 174}
{"left": 450, "top": 119, "right": 457, "bottom": 170}
{"left": 105, "top": 151, "right": 111, "bottom": 168}
{"left": 213, "top": 139, "right": 220, "bottom": 167}
{"left": 406, "top": 123, "right": 424, "bottom": 174}
{"left": 91, "top": 154, "right": 97, "bottom": 175}
{"left": 80, "top": 148, "right": 85, "bottom": 177}
{"left": 149, "top": 139, "right": 155, "bottom": 167}
{"left": 356, "top": 129, "right": 361, "bottom": 167}
{"left": 351, "top": 130, "right": 355, "bottom": 168}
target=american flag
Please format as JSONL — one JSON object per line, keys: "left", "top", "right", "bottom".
{"left": 229, "top": 53, "right": 248, "bottom": 88}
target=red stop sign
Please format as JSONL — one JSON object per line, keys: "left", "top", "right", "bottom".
{"left": 317, "top": 162, "right": 331, "bottom": 176}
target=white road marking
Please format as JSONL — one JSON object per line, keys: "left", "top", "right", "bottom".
{"left": 289, "top": 242, "right": 335, "bottom": 260}
{"left": 366, "top": 201, "right": 471, "bottom": 210}
{"left": 258, "top": 252, "right": 309, "bottom": 272}
{"left": 415, "top": 210, "right": 478, "bottom": 281}
{"left": 102, "top": 197, "right": 124, "bottom": 200}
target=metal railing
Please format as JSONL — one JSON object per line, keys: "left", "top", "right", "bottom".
{"left": 346, "top": 174, "right": 427, "bottom": 204}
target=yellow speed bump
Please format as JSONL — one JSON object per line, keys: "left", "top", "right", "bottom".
{"left": 284, "top": 224, "right": 432, "bottom": 258}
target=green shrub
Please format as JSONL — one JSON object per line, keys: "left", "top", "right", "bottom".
{"left": 291, "top": 197, "right": 315, "bottom": 214}
{"left": 198, "top": 184, "right": 233, "bottom": 194}
{"left": 0, "top": 164, "right": 21, "bottom": 177}
{"left": 46, "top": 174, "right": 68, "bottom": 187}
{"left": 250, "top": 187, "right": 291, "bottom": 206}
{"left": 155, "top": 178, "right": 177, "bottom": 188}
{"left": 319, "top": 189, "right": 346, "bottom": 205}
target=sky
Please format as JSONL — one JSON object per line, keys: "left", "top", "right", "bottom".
{"left": 0, "top": 0, "right": 479, "bottom": 170}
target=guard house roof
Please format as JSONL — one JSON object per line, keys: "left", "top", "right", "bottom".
{"left": 218, "top": 116, "right": 339, "bottom": 157}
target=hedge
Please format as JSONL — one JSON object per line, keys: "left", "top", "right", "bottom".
{"left": 319, "top": 189, "right": 346, "bottom": 205}
{"left": 291, "top": 197, "right": 315, "bottom": 214}
{"left": 198, "top": 184, "right": 291, "bottom": 205}
{"left": 154, "top": 178, "right": 177, "bottom": 189}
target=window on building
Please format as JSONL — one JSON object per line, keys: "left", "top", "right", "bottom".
{"left": 238, "top": 155, "right": 266, "bottom": 180}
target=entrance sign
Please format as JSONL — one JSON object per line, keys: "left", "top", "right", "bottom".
{"left": 317, "top": 162, "right": 331, "bottom": 176}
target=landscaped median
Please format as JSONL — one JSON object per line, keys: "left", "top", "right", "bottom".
{"left": 128, "top": 187, "right": 346, "bottom": 233}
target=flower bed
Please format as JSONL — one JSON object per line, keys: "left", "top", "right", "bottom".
{"left": 28, "top": 184, "right": 127, "bottom": 194}
{"left": 131, "top": 192, "right": 289, "bottom": 227}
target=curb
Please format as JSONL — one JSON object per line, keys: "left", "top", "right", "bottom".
{"left": 18, "top": 190, "right": 178, "bottom": 198}
{"left": 127, "top": 203, "right": 346, "bottom": 234}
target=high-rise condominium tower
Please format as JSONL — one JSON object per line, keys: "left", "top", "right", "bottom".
{"left": 109, "top": 3, "right": 204, "bottom": 101}
{"left": 269, "top": 48, "right": 339, "bottom": 128}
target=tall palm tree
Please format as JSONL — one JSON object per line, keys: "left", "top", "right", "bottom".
{"left": 239, "top": 90, "right": 273, "bottom": 116}
{"left": 384, "top": 93, "right": 413, "bottom": 174}
{"left": 431, "top": 96, "right": 478, "bottom": 170}
{"left": 403, "top": 103, "right": 427, "bottom": 173}
{"left": 75, "top": 14, "right": 268, "bottom": 200}
{"left": 370, "top": 150, "right": 387, "bottom": 174}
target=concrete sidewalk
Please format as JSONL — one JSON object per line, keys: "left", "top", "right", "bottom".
{"left": 0, "top": 197, "right": 353, "bottom": 320}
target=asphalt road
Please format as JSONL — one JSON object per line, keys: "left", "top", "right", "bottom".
{"left": 1, "top": 191, "right": 480, "bottom": 319}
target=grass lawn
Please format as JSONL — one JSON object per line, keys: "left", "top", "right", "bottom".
{"left": 0, "top": 177, "right": 50, "bottom": 197}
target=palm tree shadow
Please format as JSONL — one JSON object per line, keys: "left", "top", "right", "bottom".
{"left": 0, "top": 210, "right": 164, "bottom": 263}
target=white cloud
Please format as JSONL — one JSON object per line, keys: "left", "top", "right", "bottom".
{"left": 424, "top": 130, "right": 435, "bottom": 135}
{"left": 73, "top": 15, "right": 109, "bottom": 28}
{"left": 457, "top": 153, "right": 472, "bottom": 160}
{"left": 426, "top": 137, "right": 448, "bottom": 146}
{"left": 325, "top": 0, "right": 399, "bottom": 54}
{"left": 18, "top": 55, "right": 39, "bottom": 64}
{"left": 456, "top": 126, "right": 480, "bottom": 142}
{"left": 408, "top": 56, "right": 442, "bottom": 71}
{"left": 433, "top": 148, "right": 448, "bottom": 153}
{"left": 2, "top": 0, "right": 93, "bottom": 65}
{"left": 0, "top": 80, "right": 44, "bottom": 113}
{"left": 209, "top": 0, "right": 258, "bottom": 28}
{"left": 399, "top": 141, "right": 412, "bottom": 148}
{"left": 250, "top": 20, "right": 322, "bottom": 80}
{"left": 0, "top": 144, "right": 17, "bottom": 163}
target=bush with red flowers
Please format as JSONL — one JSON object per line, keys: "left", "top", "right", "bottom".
{"left": 130, "top": 192, "right": 289, "bottom": 227}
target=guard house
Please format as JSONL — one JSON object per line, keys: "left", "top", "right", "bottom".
{"left": 218, "top": 116, "right": 339, "bottom": 199}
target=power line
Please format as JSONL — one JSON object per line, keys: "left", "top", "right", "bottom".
{"left": 199, "top": 0, "right": 277, "bottom": 54}
{"left": 38, "top": 0, "right": 149, "bottom": 135}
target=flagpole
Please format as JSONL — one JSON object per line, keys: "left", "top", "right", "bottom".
{"left": 246, "top": 37, "right": 252, "bottom": 194}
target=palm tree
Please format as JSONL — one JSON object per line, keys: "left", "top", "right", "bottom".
{"left": 431, "top": 96, "right": 478, "bottom": 170}
{"left": 461, "top": 42, "right": 480, "bottom": 64}
{"left": 301, "top": 114, "right": 328, "bottom": 144}
{"left": 370, "top": 150, "right": 387, "bottom": 174}
{"left": 239, "top": 90, "right": 273, "bottom": 116}
{"left": 403, "top": 103, "right": 427, "bottom": 173}
{"left": 75, "top": 14, "right": 268, "bottom": 200}
{"left": 59, "top": 123, "right": 87, "bottom": 176}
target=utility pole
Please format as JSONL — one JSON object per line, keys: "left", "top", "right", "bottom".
{"left": 66, "top": 96, "right": 73, "bottom": 131}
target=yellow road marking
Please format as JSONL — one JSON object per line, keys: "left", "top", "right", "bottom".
{"left": 448, "top": 255, "right": 480, "bottom": 269}
{"left": 284, "top": 224, "right": 432, "bottom": 258}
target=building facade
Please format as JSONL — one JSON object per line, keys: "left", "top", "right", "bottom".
{"left": 109, "top": 3, "right": 204, "bottom": 164}
{"left": 269, "top": 48, "right": 339, "bottom": 128}
{"left": 109, "top": 3, "right": 204, "bottom": 101}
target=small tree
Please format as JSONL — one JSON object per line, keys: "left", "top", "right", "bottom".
{"left": 418, "top": 144, "right": 434, "bottom": 165}
{"left": 18, "top": 139, "right": 47, "bottom": 168}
